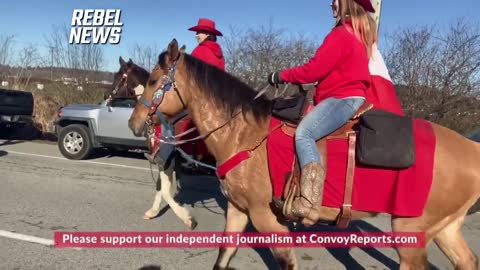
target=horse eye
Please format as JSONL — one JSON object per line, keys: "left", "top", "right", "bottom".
{"left": 148, "top": 79, "right": 157, "bottom": 86}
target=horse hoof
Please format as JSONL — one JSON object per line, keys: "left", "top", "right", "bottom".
{"left": 143, "top": 210, "right": 159, "bottom": 220}
{"left": 272, "top": 196, "right": 285, "bottom": 210}
{"left": 187, "top": 217, "right": 198, "bottom": 230}
{"left": 213, "top": 266, "right": 236, "bottom": 270}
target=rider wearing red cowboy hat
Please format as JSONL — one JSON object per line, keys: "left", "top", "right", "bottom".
{"left": 180, "top": 18, "right": 225, "bottom": 167}
{"left": 145, "top": 18, "right": 225, "bottom": 169}
{"left": 188, "top": 18, "right": 225, "bottom": 70}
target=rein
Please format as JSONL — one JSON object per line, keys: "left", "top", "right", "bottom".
{"left": 109, "top": 73, "right": 128, "bottom": 98}
{"left": 136, "top": 57, "right": 293, "bottom": 176}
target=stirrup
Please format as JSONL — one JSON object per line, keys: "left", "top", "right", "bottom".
{"left": 273, "top": 186, "right": 301, "bottom": 222}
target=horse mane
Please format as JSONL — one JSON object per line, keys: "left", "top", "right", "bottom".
{"left": 130, "top": 64, "right": 150, "bottom": 85}
{"left": 158, "top": 52, "right": 272, "bottom": 121}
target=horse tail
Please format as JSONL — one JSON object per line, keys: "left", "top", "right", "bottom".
{"left": 468, "top": 198, "right": 480, "bottom": 215}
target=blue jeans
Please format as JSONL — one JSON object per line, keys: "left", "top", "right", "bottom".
{"left": 295, "top": 97, "right": 365, "bottom": 168}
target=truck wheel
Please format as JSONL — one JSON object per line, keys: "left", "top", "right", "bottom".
{"left": 58, "top": 124, "right": 93, "bottom": 160}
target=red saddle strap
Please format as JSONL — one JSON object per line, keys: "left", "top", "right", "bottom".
{"left": 216, "top": 151, "right": 251, "bottom": 179}
{"left": 216, "top": 121, "right": 284, "bottom": 179}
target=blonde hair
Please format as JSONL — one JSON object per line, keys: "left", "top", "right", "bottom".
{"left": 336, "top": 0, "right": 377, "bottom": 58}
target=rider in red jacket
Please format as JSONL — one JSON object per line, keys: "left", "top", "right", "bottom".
{"left": 145, "top": 18, "right": 225, "bottom": 169}
{"left": 190, "top": 33, "right": 225, "bottom": 70}
{"left": 268, "top": 0, "right": 378, "bottom": 226}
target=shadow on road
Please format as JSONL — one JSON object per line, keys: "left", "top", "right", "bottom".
{"left": 0, "top": 140, "right": 24, "bottom": 147}
{"left": 0, "top": 150, "right": 7, "bottom": 157}
{"left": 137, "top": 158, "right": 444, "bottom": 270}
{"left": 0, "top": 124, "right": 44, "bottom": 141}
{"left": 138, "top": 265, "right": 161, "bottom": 270}
{"left": 294, "top": 220, "right": 441, "bottom": 270}
{"left": 89, "top": 148, "right": 148, "bottom": 161}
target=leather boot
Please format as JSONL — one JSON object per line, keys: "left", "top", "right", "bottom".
{"left": 276, "top": 162, "right": 326, "bottom": 227}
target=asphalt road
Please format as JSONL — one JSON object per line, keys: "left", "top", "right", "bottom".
{"left": 0, "top": 139, "right": 479, "bottom": 270}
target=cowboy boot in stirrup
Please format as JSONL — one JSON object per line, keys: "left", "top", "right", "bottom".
{"left": 289, "top": 162, "right": 326, "bottom": 227}
{"left": 272, "top": 162, "right": 326, "bottom": 225}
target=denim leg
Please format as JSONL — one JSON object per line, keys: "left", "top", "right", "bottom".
{"left": 158, "top": 123, "right": 175, "bottom": 161}
{"left": 295, "top": 97, "right": 365, "bottom": 168}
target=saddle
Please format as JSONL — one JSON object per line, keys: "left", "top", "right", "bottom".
{"left": 276, "top": 101, "right": 415, "bottom": 228}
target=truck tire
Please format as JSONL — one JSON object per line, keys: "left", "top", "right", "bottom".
{"left": 57, "top": 124, "right": 93, "bottom": 160}
{"left": 0, "top": 88, "right": 34, "bottom": 116}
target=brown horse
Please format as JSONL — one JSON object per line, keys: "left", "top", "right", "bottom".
{"left": 128, "top": 39, "right": 480, "bottom": 270}
{"left": 108, "top": 56, "right": 197, "bottom": 229}
{"left": 105, "top": 57, "right": 150, "bottom": 99}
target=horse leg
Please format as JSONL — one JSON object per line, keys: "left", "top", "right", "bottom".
{"left": 434, "top": 216, "right": 479, "bottom": 270}
{"left": 249, "top": 207, "right": 297, "bottom": 270}
{"left": 392, "top": 213, "right": 464, "bottom": 270}
{"left": 396, "top": 247, "right": 429, "bottom": 270}
{"left": 144, "top": 189, "right": 163, "bottom": 220}
{"left": 213, "top": 201, "right": 249, "bottom": 270}
{"left": 392, "top": 217, "right": 430, "bottom": 270}
{"left": 144, "top": 166, "right": 166, "bottom": 220}
{"left": 160, "top": 167, "right": 197, "bottom": 230}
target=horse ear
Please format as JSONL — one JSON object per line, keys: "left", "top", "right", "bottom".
{"left": 167, "top": 38, "right": 179, "bottom": 61}
{"left": 119, "top": 56, "right": 126, "bottom": 65}
{"left": 180, "top": 45, "right": 186, "bottom": 54}
{"left": 128, "top": 58, "right": 133, "bottom": 65}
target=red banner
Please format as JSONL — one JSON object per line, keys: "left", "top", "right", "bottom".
{"left": 54, "top": 231, "right": 425, "bottom": 248}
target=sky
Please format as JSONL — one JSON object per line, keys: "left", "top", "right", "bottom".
{"left": 1, "top": 0, "right": 479, "bottom": 72}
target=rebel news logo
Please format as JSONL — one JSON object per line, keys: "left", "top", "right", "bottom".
{"left": 69, "top": 9, "right": 123, "bottom": 44}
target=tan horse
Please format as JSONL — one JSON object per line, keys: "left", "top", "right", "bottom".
{"left": 128, "top": 39, "right": 480, "bottom": 270}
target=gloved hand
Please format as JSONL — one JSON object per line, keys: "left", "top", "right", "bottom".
{"left": 267, "top": 71, "right": 284, "bottom": 86}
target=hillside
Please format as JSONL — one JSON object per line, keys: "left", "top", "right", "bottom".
{"left": 0, "top": 65, "right": 114, "bottom": 84}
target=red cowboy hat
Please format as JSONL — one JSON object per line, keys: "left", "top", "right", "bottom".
{"left": 188, "top": 18, "right": 223, "bottom": 36}
{"left": 353, "top": 0, "right": 375, "bottom": 13}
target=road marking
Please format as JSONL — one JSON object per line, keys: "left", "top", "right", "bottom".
{"left": 0, "top": 230, "right": 53, "bottom": 246}
{"left": 6, "top": 150, "right": 158, "bottom": 172}
{"left": 0, "top": 230, "right": 82, "bottom": 250}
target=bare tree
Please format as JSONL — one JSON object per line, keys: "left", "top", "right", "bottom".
{"left": 0, "top": 34, "right": 15, "bottom": 80}
{"left": 223, "top": 25, "right": 316, "bottom": 86}
{"left": 384, "top": 18, "right": 480, "bottom": 132}
{"left": 44, "top": 25, "right": 105, "bottom": 83}
{"left": 13, "top": 44, "right": 41, "bottom": 89}
{"left": 222, "top": 22, "right": 318, "bottom": 98}
{"left": 129, "top": 43, "right": 160, "bottom": 71}
{"left": 0, "top": 34, "right": 15, "bottom": 66}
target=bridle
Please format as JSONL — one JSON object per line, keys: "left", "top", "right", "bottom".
{"left": 138, "top": 59, "right": 185, "bottom": 139}
{"left": 109, "top": 73, "right": 128, "bottom": 99}
{"left": 137, "top": 56, "right": 242, "bottom": 147}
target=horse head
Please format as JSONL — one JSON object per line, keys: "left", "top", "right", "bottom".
{"left": 128, "top": 39, "right": 188, "bottom": 137}
{"left": 105, "top": 57, "right": 150, "bottom": 100}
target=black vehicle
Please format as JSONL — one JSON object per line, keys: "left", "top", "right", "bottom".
{"left": 0, "top": 88, "right": 35, "bottom": 137}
